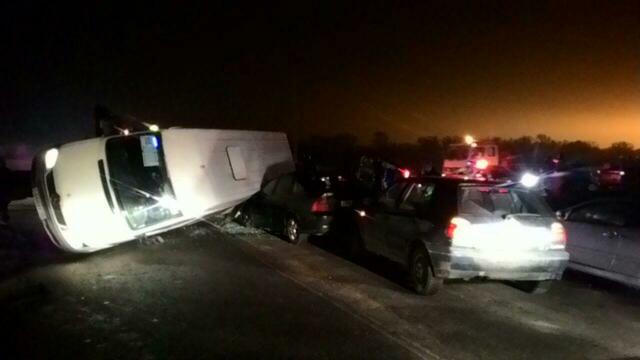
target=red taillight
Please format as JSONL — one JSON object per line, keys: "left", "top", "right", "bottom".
{"left": 550, "top": 222, "right": 566, "bottom": 249}
{"left": 445, "top": 217, "right": 470, "bottom": 240}
{"left": 311, "top": 194, "right": 333, "bottom": 213}
{"left": 445, "top": 222, "right": 458, "bottom": 239}
{"left": 400, "top": 168, "right": 411, "bottom": 178}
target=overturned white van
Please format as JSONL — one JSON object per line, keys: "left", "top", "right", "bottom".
{"left": 32, "top": 129, "right": 294, "bottom": 252}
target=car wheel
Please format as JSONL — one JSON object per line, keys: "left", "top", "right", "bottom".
{"left": 284, "top": 216, "right": 308, "bottom": 245}
{"left": 239, "top": 210, "right": 254, "bottom": 228}
{"left": 348, "top": 228, "right": 366, "bottom": 260}
{"left": 520, "top": 280, "right": 553, "bottom": 294}
{"left": 410, "top": 247, "right": 442, "bottom": 296}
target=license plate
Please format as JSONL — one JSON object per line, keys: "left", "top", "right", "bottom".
{"left": 340, "top": 200, "right": 353, "bottom": 207}
{"left": 32, "top": 188, "right": 48, "bottom": 220}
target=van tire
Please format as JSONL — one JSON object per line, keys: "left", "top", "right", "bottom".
{"left": 410, "top": 247, "right": 442, "bottom": 295}
{"left": 284, "top": 216, "right": 307, "bottom": 245}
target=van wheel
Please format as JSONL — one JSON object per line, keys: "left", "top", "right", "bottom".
{"left": 410, "top": 247, "right": 442, "bottom": 295}
{"left": 284, "top": 217, "right": 307, "bottom": 245}
{"left": 520, "top": 280, "right": 553, "bottom": 294}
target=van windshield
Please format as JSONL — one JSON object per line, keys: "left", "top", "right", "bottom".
{"left": 458, "top": 186, "right": 553, "bottom": 218}
{"left": 106, "top": 134, "right": 181, "bottom": 230}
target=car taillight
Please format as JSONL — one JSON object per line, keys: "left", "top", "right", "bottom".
{"left": 445, "top": 217, "right": 470, "bottom": 241}
{"left": 550, "top": 222, "right": 566, "bottom": 249}
{"left": 311, "top": 194, "right": 334, "bottom": 213}
{"left": 400, "top": 168, "right": 411, "bottom": 178}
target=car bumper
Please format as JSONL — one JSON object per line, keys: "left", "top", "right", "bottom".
{"left": 301, "top": 214, "right": 333, "bottom": 236}
{"left": 429, "top": 246, "right": 569, "bottom": 281}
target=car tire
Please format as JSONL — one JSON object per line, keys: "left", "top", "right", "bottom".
{"left": 348, "top": 230, "right": 366, "bottom": 260}
{"left": 520, "top": 280, "right": 553, "bottom": 294}
{"left": 284, "top": 216, "right": 308, "bottom": 245}
{"left": 410, "top": 247, "right": 442, "bottom": 296}
{"left": 239, "top": 209, "right": 254, "bottom": 228}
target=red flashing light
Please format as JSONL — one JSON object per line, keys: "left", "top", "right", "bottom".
{"left": 475, "top": 159, "right": 489, "bottom": 170}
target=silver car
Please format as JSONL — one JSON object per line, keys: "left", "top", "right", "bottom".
{"left": 355, "top": 178, "right": 569, "bottom": 295}
{"left": 559, "top": 199, "right": 640, "bottom": 288}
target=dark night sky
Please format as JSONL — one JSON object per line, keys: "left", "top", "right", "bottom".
{"left": 2, "top": 1, "right": 639, "bottom": 148}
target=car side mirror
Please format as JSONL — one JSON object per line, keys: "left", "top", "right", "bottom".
{"left": 555, "top": 210, "right": 566, "bottom": 220}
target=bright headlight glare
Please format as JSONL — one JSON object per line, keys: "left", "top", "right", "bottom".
{"left": 521, "top": 172, "right": 539, "bottom": 188}
{"left": 157, "top": 195, "right": 180, "bottom": 214}
{"left": 44, "top": 148, "right": 59, "bottom": 169}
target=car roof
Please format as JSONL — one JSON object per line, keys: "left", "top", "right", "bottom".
{"left": 567, "top": 197, "right": 640, "bottom": 210}
{"left": 400, "top": 176, "right": 503, "bottom": 187}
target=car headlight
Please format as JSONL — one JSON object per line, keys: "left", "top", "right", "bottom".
{"left": 44, "top": 148, "right": 59, "bottom": 170}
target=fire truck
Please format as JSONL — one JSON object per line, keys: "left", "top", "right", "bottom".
{"left": 442, "top": 135, "right": 499, "bottom": 179}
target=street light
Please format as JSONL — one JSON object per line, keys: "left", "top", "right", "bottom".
{"left": 464, "top": 135, "right": 475, "bottom": 145}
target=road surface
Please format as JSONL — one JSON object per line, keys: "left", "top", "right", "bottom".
{"left": 1, "top": 202, "right": 640, "bottom": 359}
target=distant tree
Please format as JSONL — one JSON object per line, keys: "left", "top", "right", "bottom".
{"left": 560, "top": 141, "right": 600, "bottom": 166}
{"left": 441, "top": 135, "right": 462, "bottom": 149}
{"left": 607, "top": 141, "right": 635, "bottom": 161}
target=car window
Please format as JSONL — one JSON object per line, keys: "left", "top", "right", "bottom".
{"left": 274, "top": 174, "right": 294, "bottom": 198}
{"left": 379, "top": 182, "right": 407, "bottom": 208}
{"left": 399, "top": 183, "right": 435, "bottom": 211}
{"left": 292, "top": 180, "right": 305, "bottom": 195}
{"left": 459, "top": 187, "right": 552, "bottom": 218}
{"left": 568, "top": 202, "right": 627, "bottom": 226}
{"left": 262, "top": 178, "right": 278, "bottom": 196}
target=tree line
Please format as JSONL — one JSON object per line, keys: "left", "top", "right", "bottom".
{"left": 297, "top": 132, "right": 638, "bottom": 173}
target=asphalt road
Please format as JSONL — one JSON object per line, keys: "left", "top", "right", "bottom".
{"left": 2, "top": 203, "right": 640, "bottom": 359}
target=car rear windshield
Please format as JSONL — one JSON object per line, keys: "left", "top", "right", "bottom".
{"left": 458, "top": 186, "right": 553, "bottom": 218}
{"left": 106, "top": 134, "right": 181, "bottom": 230}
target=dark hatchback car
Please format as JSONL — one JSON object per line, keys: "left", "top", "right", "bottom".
{"left": 559, "top": 198, "right": 640, "bottom": 288}
{"left": 355, "top": 177, "right": 568, "bottom": 295}
{"left": 237, "top": 172, "right": 354, "bottom": 244}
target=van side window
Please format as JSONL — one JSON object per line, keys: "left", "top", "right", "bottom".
{"left": 226, "top": 146, "right": 247, "bottom": 180}
{"left": 487, "top": 146, "right": 496, "bottom": 157}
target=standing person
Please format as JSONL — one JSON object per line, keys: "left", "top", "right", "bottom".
{"left": 0, "top": 156, "right": 11, "bottom": 224}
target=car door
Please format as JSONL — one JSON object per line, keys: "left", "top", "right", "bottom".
{"left": 564, "top": 201, "right": 624, "bottom": 271}
{"left": 286, "top": 179, "right": 317, "bottom": 230}
{"left": 608, "top": 204, "right": 640, "bottom": 280}
{"left": 269, "top": 174, "right": 295, "bottom": 232}
{"left": 248, "top": 178, "right": 279, "bottom": 229}
{"left": 385, "top": 182, "right": 436, "bottom": 264}
{"left": 358, "top": 182, "right": 408, "bottom": 255}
